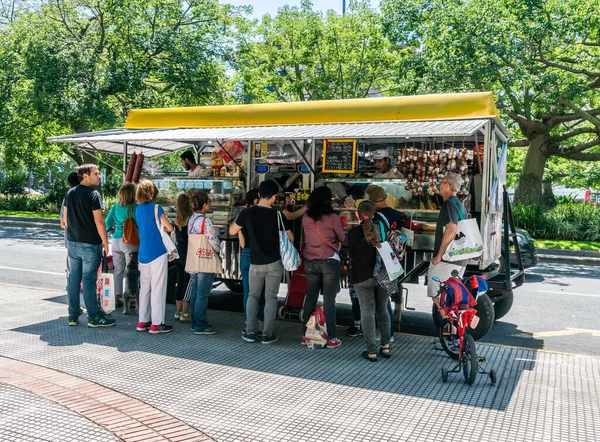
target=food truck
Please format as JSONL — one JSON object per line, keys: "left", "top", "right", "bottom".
{"left": 48, "top": 92, "right": 524, "bottom": 339}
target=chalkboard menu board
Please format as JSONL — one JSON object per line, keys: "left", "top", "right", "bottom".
{"left": 322, "top": 139, "right": 356, "bottom": 173}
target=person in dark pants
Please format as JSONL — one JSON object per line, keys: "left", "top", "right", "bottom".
{"left": 237, "top": 189, "right": 266, "bottom": 332}
{"left": 230, "top": 180, "right": 293, "bottom": 345}
{"left": 301, "top": 186, "right": 345, "bottom": 348}
{"left": 63, "top": 164, "right": 115, "bottom": 328}
{"left": 347, "top": 200, "right": 391, "bottom": 362}
{"left": 173, "top": 193, "right": 193, "bottom": 323}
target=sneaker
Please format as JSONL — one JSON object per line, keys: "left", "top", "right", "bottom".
{"left": 87, "top": 314, "right": 116, "bottom": 328}
{"left": 136, "top": 321, "right": 151, "bottom": 332}
{"left": 301, "top": 336, "right": 309, "bottom": 346}
{"left": 179, "top": 313, "right": 191, "bottom": 323}
{"left": 261, "top": 334, "right": 278, "bottom": 345}
{"left": 390, "top": 335, "right": 395, "bottom": 343}
{"left": 67, "top": 316, "right": 79, "bottom": 326}
{"left": 194, "top": 326, "right": 217, "bottom": 335}
{"left": 346, "top": 326, "right": 363, "bottom": 337}
{"left": 327, "top": 338, "right": 342, "bottom": 348}
{"left": 149, "top": 324, "right": 173, "bottom": 334}
{"left": 174, "top": 312, "right": 181, "bottom": 321}
{"left": 242, "top": 330, "right": 256, "bottom": 343}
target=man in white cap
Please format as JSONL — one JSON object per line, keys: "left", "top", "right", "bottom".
{"left": 371, "top": 149, "right": 402, "bottom": 179}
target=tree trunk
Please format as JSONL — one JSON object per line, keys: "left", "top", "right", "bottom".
{"left": 542, "top": 178, "right": 557, "bottom": 208}
{"left": 514, "top": 134, "right": 549, "bottom": 206}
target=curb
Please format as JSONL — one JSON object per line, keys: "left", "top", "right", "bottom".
{"left": 537, "top": 253, "right": 600, "bottom": 265}
{"left": 0, "top": 216, "right": 61, "bottom": 230}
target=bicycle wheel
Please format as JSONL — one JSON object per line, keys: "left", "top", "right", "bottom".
{"left": 438, "top": 319, "right": 460, "bottom": 360}
{"left": 462, "top": 334, "right": 478, "bottom": 385}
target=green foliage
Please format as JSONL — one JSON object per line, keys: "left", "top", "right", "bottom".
{"left": 0, "top": 170, "right": 28, "bottom": 194}
{"left": 535, "top": 239, "right": 600, "bottom": 252}
{"left": 381, "top": 0, "right": 600, "bottom": 204}
{"left": 235, "top": 0, "right": 410, "bottom": 103}
{"left": 0, "top": 194, "right": 48, "bottom": 211}
{"left": 513, "top": 202, "right": 600, "bottom": 242}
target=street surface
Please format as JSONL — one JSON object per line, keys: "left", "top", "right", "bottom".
{"left": 0, "top": 225, "right": 599, "bottom": 356}
{"left": 0, "top": 225, "right": 599, "bottom": 441}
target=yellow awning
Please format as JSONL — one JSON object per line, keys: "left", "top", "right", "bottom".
{"left": 125, "top": 92, "right": 500, "bottom": 129}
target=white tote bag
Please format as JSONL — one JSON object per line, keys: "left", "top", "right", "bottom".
{"left": 100, "top": 256, "right": 115, "bottom": 313}
{"left": 154, "top": 205, "right": 179, "bottom": 262}
{"left": 442, "top": 218, "right": 484, "bottom": 262}
{"left": 185, "top": 217, "right": 223, "bottom": 274}
{"left": 376, "top": 241, "right": 404, "bottom": 280}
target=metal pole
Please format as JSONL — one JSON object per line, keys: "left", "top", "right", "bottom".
{"left": 310, "top": 139, "right": 316, "bottom": 190}
{"left": 342, "top": 0, "right": 346, "bottom": 14}
{"left": 122, "top": 142, "right": 128, "bottom": 182}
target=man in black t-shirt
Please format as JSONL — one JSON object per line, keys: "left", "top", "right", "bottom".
{"left": 428, "top": 173, "right": 468, "bottom": 310}
{"left": 230, "top": 180, "right": 293, "bottom": 344}
{"left": 63, "top": 164, "right": 115, "bottom": 328}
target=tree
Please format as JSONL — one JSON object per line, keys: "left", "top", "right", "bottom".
{"left": 0, "top": 0, "right": 240, "bottom": 170}
{"left": 234, "top": 0, "right": 411, "bottom": 103}
{"left": 381, "top": 0, "right": 600, "bottom": 206}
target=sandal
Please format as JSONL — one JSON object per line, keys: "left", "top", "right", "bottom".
{"left": 362, "top": 351, "right": 378, "bottom": 362}
{"left": 380, "top": 347, "right": 391, "bottom": 359}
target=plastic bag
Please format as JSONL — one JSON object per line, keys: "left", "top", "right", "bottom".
{"left": 304, "top": 307, "right": 328, "bottom": 350}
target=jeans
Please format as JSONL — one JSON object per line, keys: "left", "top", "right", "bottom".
{"left": 189, "top": 272, "right": 215, "bottom": 332}
{"left": 302, "top": 259, "right": 341, "bottom": 339}
{"left": 350, "top": 282, "right": 394, "bottom": 335}
{"left": 247, "top": 261, "right": 284, "bottom": 337}
{"left": 67, "top": 241, "right": 102, "bottom": 318}
{"left": 354, "top": 277, "right": 391, "bottom": 354}
{"left": 241, "top": 248, "right": 264, "bottom": 323}
{"left": 111, "top": 237, "right": 138, "bottom": 296}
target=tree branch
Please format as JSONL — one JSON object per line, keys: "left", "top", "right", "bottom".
{"left": 559, "top": 99, "right": 600, "bottom": 129}
{"left": 555, "top": 148, "right": 600, "bottom": 161}
{"left": 550, "top": 127, "right": 599, "bottom": 143}
{"left": 538, "top": 45, "right": 600, "bottom": 78}
{"left": 508, "top": 139, "right": 529, "bottom": 147}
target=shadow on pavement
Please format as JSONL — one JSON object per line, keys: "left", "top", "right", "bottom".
{"left": 10, "top": 292, "right": 541, "bottom": 413}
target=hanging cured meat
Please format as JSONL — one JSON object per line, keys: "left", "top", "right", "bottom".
{"left": 132, "top": 153, "right": 144, "bottom": 184}
{"left": 125, "top": 152, "right": 137, "bottom": 183}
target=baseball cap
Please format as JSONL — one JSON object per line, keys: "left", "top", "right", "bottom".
{"left": 371, "top": 149, "right": 390, "bottom": 160}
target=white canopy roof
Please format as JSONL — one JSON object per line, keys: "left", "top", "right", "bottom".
{"left": 47, "top": 119, "right": 490, "bottom": 158}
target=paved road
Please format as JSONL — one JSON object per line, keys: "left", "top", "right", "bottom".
{"left": 1, "top": 226, "right": 599, "bottom": 356}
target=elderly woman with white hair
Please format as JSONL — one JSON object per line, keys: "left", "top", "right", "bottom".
{"left": 428, "top": 172, "right": 469, "bottom": 313}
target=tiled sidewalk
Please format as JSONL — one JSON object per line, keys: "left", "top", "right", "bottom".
{"left": 0, "top": 357, "right": 213, "bottom": 442}
{"left": 0, "top": 283, "right": 599, "bottom": 441}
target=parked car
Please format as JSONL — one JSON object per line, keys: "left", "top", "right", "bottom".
{"left": 501, "top": 227, "right": 538, "bottom": 269}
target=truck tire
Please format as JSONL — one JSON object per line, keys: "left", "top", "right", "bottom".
{"left": 493, "top": 291, "right": 514, "bottom": 320}
{"left": 469, "top": 293, "right": 495, "bottom": 340}
{"left": 223, "top": 280, "right": 244, "bottom": 294}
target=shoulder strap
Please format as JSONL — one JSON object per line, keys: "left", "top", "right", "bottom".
{"left": 449, "top": 197, "right": 465, "bottom": 221}
{"left": 200, "top": 217, "right": 206, "bottom": 235}
{"left": 277, "top": 211, "right": 284, "bottom": 232}
{"left": 376, "top": 211, "right": 391, "bottom": 229}
{"left": 309, "top": 215, "right": 339, "bottom": 253}
{"left": 376, "top": 220, "right": 387, "bottom": 242}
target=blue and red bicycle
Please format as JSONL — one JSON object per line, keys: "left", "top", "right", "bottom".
{"left": 433, "top": 273, "right": 497, "bottom": 385}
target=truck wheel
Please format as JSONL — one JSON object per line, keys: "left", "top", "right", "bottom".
{"left": 469, "top": 293, "right": 495, "bottom": 340}
{"left": 432, "top": 303, "right": 442, "bottom": 328}
{"left": 223, "top": 280, "right": 244, "bottom": 294}
{"left": 493, "top": 291, "right": 514, "bottom": 321}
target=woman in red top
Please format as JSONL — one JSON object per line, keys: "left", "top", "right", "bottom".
{"left": 301, "top": 186, "right": 345, "bottom": 348}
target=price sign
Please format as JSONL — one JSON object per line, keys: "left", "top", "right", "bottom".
{"left": 322, "top": 139, "right": 356, "bottom": 173}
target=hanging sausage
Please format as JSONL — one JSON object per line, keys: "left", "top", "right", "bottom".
{"left": 132, "top": 153, "right": 144, "bottom": 184}
{"left": 125, "top": 152, "right": 137, "bottom": 183}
